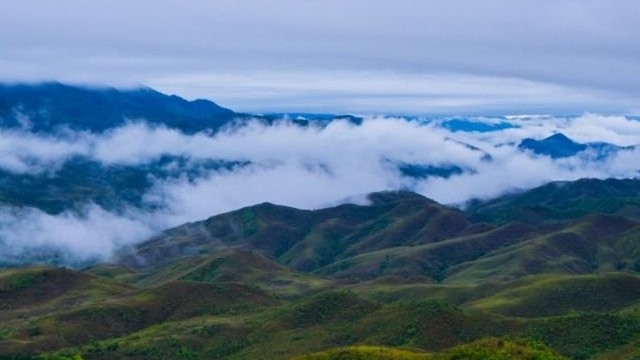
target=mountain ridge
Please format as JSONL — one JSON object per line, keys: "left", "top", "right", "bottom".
{"left": 0, "top": 82, "right": 239, "bottom": 133}
{"left": 117, "top": 178, "right": 640, "bottom": 284}
{"left": 518, "top": 132, "right": 634, "bottom": 159}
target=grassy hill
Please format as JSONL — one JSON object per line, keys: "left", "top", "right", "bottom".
{"left": 3, "top": 179, "right": 640, "bottom": 359}
{"left": 120, "top": 184, "right": 640, "bottom": 284}
{"left": 467, "top": 178, "right": 640, "bottom": 225}
{"left": 120, "top": 191, "right": 481, "bottom": 274}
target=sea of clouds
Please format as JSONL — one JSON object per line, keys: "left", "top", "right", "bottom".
{"left": 1, "top": 114, "right": 639, "bottom": 264}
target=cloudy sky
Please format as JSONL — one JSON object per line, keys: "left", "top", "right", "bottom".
{"left": 1, "top": 0, "right": 638, "bottom": 114}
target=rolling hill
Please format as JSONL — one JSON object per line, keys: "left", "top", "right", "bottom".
{"left": 1, "top": 179, "right": 640, "bottom": 358}
{"left": 119, "top": 180, "right": 640, "bottom": 284}
{"left": 467, "top": 177, "right": 640, "bottom": 225}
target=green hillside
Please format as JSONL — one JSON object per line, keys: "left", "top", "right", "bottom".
{"left": 467, "top": 178, "right": 640, "bottom": 225}
{"left": 2, "top": 179, "right": 640, "bottom": 359}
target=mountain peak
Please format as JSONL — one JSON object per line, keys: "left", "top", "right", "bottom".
{"left": 518, "top": 132, "right": 633, "bottom": 160}
{"left": 519, "top": 132, "right": 587, "bottom": 158}
{"left": 545, "top": 132, "right": 574, "bottom": 143}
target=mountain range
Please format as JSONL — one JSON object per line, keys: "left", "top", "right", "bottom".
{"left": 0, "top": 82, "right": 238, "bottom": 133}
{"left": 0, "top": 82, "right": 366, "bottom": 134}
{"left": 1, "top": 83, "right": 640, "bottom": 359}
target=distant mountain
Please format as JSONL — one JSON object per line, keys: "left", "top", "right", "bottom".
{"left": 262, "top": 113, "right": 364, "bottom": 127}
{"left": 518, "top": 133, "right": 633, "bottom": 159}
{"left": 0, "top": 82, "right": 239, "bottom": 133}
{"left": 440, "top": 118, "right": 517, "bottom": 132}
{"left": 397, "top": 163, "right": 466, "bottom": 179}
{"left": 0, "top": 156, "right": 248, "bottom": 215}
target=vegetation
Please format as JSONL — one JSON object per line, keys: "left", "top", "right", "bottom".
{"left": 292, "top": 345, "right": 430, "bottom": 359}
{"left": 2, "top": 180, "right": 640, "bottom": 358}
{"left": 432, "top": 338, "right": 565, "bottom": 360}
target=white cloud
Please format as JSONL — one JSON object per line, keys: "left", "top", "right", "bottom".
{"left": 0, "top": 129, "right": 90, "bottom": 173}
{"left": 146, "top": 71, "right": 619, "bottom": 114}
{"left": 0, "top": 114, "right": 639, "bottom": 263}
{"left": 2, "top": 2, "right": 640, "bottom": 113}
{"left": 0, "top": 205, "right": 157, "bottom": 263}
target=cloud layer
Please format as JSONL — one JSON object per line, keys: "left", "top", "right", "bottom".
{"left": 1, "top": 1, "right": 639, "bottom": 113}
{"left": 1, "top": 114, "right": 640, "bottom": 263}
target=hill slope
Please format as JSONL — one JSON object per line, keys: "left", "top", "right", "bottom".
{"left": 118, "top": 191, "right": 485, "bottom": 276}
{"left": 121, "top": 180, "right": 640, "bottom": 283}
{"left": 467, "top": 177, "right": 640, "bottom": 225}
{"left": 2, "top": 179, "right": 640, "bottom": 359}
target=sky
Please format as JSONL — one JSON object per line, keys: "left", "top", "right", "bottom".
{"left": 1, "top": 0, "right": 639, "bottom": 114}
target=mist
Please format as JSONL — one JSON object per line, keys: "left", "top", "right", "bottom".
{"left": 1, "top": 114, "right": 639, "bottom": 264}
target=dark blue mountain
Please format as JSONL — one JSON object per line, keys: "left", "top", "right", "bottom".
{"left": 518, "top": 133, "right": 633, "bottom": 159}
{"left": 441, "top": 118, "right": 517, "bottom": 132}
{"left": 263, "top": 113, "right": 363, "bottom": 126}
{"left": 0, "top": 156, "right": 250, "bottom": 214}
{"left": 398, "top": 163, "right": 466, "bottom": 179}
{"left": 0, "top": 82, "right": 239, "bottom": 133}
